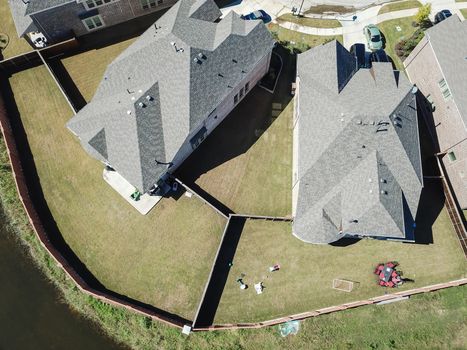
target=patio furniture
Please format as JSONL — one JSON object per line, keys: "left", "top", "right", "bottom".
{"left": 254, "top": 282, "right": 263, "bottom": 294}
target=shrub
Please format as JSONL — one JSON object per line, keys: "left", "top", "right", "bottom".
{"left": 415, "top": 4, "right": 431, "bottom": 27}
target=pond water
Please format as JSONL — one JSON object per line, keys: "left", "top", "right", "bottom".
{"left": 0, "top": 208, "right": 126, "bottom": 350}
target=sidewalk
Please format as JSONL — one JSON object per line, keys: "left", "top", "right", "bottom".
{"left": 273, "top": 0, "right": 467, "bottom": 48}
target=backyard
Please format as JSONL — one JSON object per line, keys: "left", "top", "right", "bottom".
{"left": 461, "top": 8, "right": 467, "bottom": 18}
{"left": 176, "top": 49, "right": 294, "bottom": 217}
{"left": 214, "top": 205, "right": 467, "bottom": 323}
{"left": 7, "top": 65, "right": 226, "bottom": 321}
{"left": 0, "top": 0, "right": 33, "bottom": 60}
{"left": 61, "top": 38, "right": 136, "bottom": 102}
{"left": 378, "top": 16, "right": 419, "bottom": 71}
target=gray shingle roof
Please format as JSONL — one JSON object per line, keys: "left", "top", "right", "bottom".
{"left": 424, "top": 15, "right": 467, "bottom": 129}
{"left": 25, "top": 0, "right": 74, "bottom": 15}
{"left": 294, "top": 41, "right": 423, "bottom": 244}
{"left": 7, "top": 0, "right": 38, "bottom": 37}
{"left": 67, "top": 0, "right": 274, "bottom": 193}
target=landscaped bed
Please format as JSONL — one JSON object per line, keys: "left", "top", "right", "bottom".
{"left": 378, "top": 0, "right": 422, "bottom": 15}
{"left": 7, "top": 65, "right": 226, "bottom": 320}
{"left": 0, "top": 0, "right": 33, "bottom": 59}
{"left": 378, "top": 16, "right": 419, "bottom": 71}
{"left": 276, "top": 14, "right": 342, "bottom": 28}
{"left": 214, "top": 209, "right": 467, "bottom": 324}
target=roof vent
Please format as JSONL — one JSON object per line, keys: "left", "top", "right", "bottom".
{"left": 131, "top": 96, "right": 136, "bottom": 101}
{"left": 356, "top": 119, "right": 362, "bottom": 125}
{"left": 411, "top": 85, "right": 418, "bottom": 94}
{"left": 380, "top": 178, "right": 386, "bottom": 183}
{"left": 127, "top": 110, "right": 132, "bottom": 115}
{"left": 146, "top": 95, "right": 153, "bottom": 101}
{"left": 138, "top": 89, "right": 143, "bottom": 94}
{"left": 198, "top": 52, "right": 206, "bottom": 59}
{"left": 194, "top": 57, "right": 202, "bottom": 64}
{"left": 368, "top": 178, "right": 372, "bottom": 182}
{"left": 218, "top": 73, "right": 224, "bottom": 78}
{"left": 393, "top": 120, "right": 401, "bottom": 127}
{"left": 381, "top": 190, "right": 387, "bottom": 195}
{"left": 138, "top": 102, "right": 146, "bottom": 108}
{"left": 232, "top": 59, "right": 238, "bottom": 63}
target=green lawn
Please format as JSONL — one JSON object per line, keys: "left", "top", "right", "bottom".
{"left": 61, "top": 38, "right": 136, "bottom": 101}
{"left": 378, "top": 0, "right": 422, "bottom": 15}
{"left": 268, "top": 23, "right": 343, "bottom": 50}
{"left": 8, "top": 65, "right": 226, "bottom": 320}
{"left": 0, "top": 0, "right": 33, "bottom": 59}
{"left": 461, "top": 8, "right": 467, "bottom": 18}
{"left": 214, "top": 215, "right": 467, "bottom": 324}
{"left": 276, "top": 13, "right": 342, "bottom": 28}
{"left": 378, "top": 16, "right": 419, "bottom": 71}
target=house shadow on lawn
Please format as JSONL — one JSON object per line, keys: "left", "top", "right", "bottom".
{"left": 175, "top": 46, "right": 295, "bottom": 201}
{"left": 193, "top": 216, "right": 246, "bottom": 328}
{"left": 0, "top": 74, "right": 190, "bottom": 326}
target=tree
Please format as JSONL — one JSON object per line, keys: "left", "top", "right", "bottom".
{"left": 415, "top": 4, "right": 431, "bottom": 27}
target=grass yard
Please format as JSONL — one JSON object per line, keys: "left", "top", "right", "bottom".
{"left": 378, "top": 0, "right": 422, "bottom": 15}
{"left": 61, "top": 38, "right": 136, "bottom": 101}
{"left": 0, "top": 0, "right": 33, "bottom": 59}
{"left": 214, "top": 213, "right": 466, "bottom": 324}
{"left": 276, "top": 14, "right": 342, "bottom": 28}
{"left": 378, "top": 16, "right": 419, "bottom": 71}
{"left": 461, "top": 8, "right": 467, "bottom": 18}
{"left": 8, "top": 65, "right": 226, "bottom": 320}
{"left": 268, "top": 23, "right": 343, "bottom": 49}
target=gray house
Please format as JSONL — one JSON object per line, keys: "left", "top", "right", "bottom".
{"left": 292, "top": 41, "right": 423, "bottom": 244}
{"left": 405, "top": 15, "right": 467, "bottom": 210}
{"left": 67, "top": 0, "right": 274, "bottom": 194}
{"left": 9, "top": 0, "right": 177, "bottom": 43}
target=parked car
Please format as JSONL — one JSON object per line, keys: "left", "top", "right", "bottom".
{"left": 241, "top": 10, "right": 271, "bottom": 23}
{"left": 350, "top": 43, "right": 366, "bottom": 68}
{"left": 369, "top": 49, "right": 389, "bottom": 64}
{"left": 363, "top": 24, "right": 383, "bottom": 51}
{"left": 434, "top": 9, "right": 452, "bottom": 24}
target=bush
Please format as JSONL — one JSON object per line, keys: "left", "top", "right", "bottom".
{"left": 395, "top": 29, "right": 425, "bottom": 58}
{"left": 415, "top": 4, "right": 431, "bottom": 27}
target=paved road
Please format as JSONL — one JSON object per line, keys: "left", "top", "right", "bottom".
{"left": 220, "top": 0, "right": 467, "bottom": 49}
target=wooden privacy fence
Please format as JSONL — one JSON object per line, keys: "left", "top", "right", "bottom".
{"left": 0, "top": 87, "right": 185, "bottom": 329}
{"left": 436, "top": 156, "right": 467, "bottom": 258}
{"left": 193, "top": 278, "right": 467, "bottom": 331}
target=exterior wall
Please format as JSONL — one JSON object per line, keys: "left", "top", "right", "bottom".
{"left": 405, "top": 37, "right": 467, "bottom": 208}
{"left": 169, "top": 51, "right": 273, "bottom": 176}
{"left": 31, "top": 0, "right": 176, "bottom": 42}
{"left": 292, "top": 76, "right": 300, "bottom": 217}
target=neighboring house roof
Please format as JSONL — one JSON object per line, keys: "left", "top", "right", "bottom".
{"left": 67, "top": 0, "right": 274, "bottom": 193}
{"left": 25, "top": 0, "right": 75, "bottom": 15}
{"left": 294, "top": 41, "right": 423, "bottom": 244}
{"left": 8, "top": 0, "right": 38, "bottom": 37}
{"left": 424, "top": 15, "right": 467, "bottom": 129}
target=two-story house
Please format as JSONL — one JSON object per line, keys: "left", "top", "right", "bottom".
{"left": 9, "top": 0, "right": 177, "bottom": 43}
{"left": 293, "top": 41, "right": 423, "bottom": 244}
{"left": 404, "top": 15, "right": 467, "bottom": 210}
{"left": 67, "top": 0, "right": 275, "bottom": 197}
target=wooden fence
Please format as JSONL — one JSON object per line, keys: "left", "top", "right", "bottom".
{"left": 0, "top": 85, "right": 185, "bottom": 329}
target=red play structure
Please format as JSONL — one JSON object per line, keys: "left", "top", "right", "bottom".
{"left": 374, "top": 261, "right": 403, "bottom": 288}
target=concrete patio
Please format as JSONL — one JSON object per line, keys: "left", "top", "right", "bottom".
{"left": 103, "top": 169, "right": 161, "bottom": 215}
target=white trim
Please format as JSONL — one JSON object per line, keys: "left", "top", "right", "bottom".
{"left": 81, "top": 14, "right": 105, "bottom": 31}
{"left": 81, "top": 0, "right": 119, "bottom": 11}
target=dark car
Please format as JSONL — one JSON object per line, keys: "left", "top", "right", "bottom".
{"left": 350, "top": 43, "right": 366, "bottom": 68}
{"left": 370, "top": 49, "right": 389, "bottom": 64}
{"left": 434, "top": 9, "right": 452, "bottom": 24}
{"left": 241, "top": 10, "right": 271, "bottom": 23}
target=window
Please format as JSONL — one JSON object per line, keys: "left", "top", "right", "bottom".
{"left": 84, "top": 0, "right": 117, "bottom": 9}
{"left": 448, "top": 151, "right": 456, "bottom": 162}
{"left": 438, "top": 78, "right": 452, "bottom": 100}
{"left": 245, "top": 82, "right": 250, "bottom": 92}
{"left": 141, "top": 0, "right": 163, "bottom": 9}
{"left": 239, "top": 87, "right": 244, "bottom": 99}
{"left": 82, "top": 15, "right": 105, "bottom": 31}
{"left": 234, "top": 94, "right": 238, "bottom": 104}
{"left": 190, "top": 127, "right": 207, "bottom": 150}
